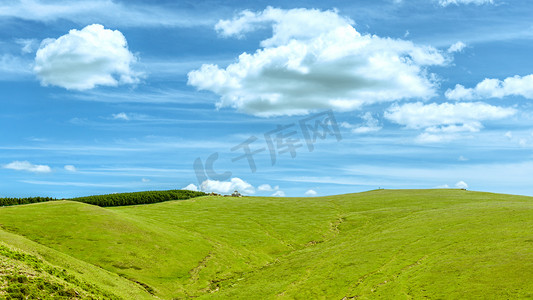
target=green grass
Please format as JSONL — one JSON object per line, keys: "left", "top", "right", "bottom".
{"left": 0, "top": 189, "right": 531, "bottom": 299}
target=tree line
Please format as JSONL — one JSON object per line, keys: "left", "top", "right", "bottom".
{"left": 0, "top": 197, "right": 56, "bottom": 207}
{"left": 70, "top": 190, "right": 206, "bottom": 207}
{"left": 0, "top": 190, "right": 206, "bottom": 207}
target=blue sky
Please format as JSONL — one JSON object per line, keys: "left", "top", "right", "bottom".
{"left": 1, "top": 0, "right": 533, "bottom": 198}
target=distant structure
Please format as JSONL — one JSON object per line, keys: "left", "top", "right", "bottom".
{"left": 231, "top": 190, "right": 242, "bottom": 197}
{"left": 208, "top": 192, "right": 220, "bottom": 196}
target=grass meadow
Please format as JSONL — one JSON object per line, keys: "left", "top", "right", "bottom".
{"left": 0, "top": 189, "right": 531, "bottom": 299}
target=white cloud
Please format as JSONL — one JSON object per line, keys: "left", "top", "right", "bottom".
{"left": 64, "top": 165, "right": 77, "bottom": 172}
{"left": 435, "top": 184, "right": 450, "bottom": 188}
{"left": 182, "top": 183, "right": 199, "bottom": 191}
{"left": 439, "top": 0, "right": 493, "bottom": 6}
{"left": 385, "top": 102, "right": 516, "bottom": 143}
{"left": 424, "top": 122, "right": 483, "bottom": 133}
{"left": 415, "top": 132, "right": 460, "bottom": 143}
{"left": 215, "top": 7, "right": 355, "bottom": 47}
{"left": 34, "top": 24, "right": 141, "bottom": 90}
{"left": 15, "top": 38, "right": 38, "bottom": 54}
{"left": 258, "top": 184, "right": 274, "bottom": 192}
{"left": 271, "top": 190, "right": 286, "bottom": 197}
{"left": 505, "top": 131, "right": 513, "bottom": 139}
{"left": 189, "top": 7, "right": 447, "bottom": 117}
{"left": 455, "top": 180, "right": 468, "bottom": 189}
{"left": 200, "top": 177, "right": 255, "bottom": 195}
{"left": 142, "top": 178, "right": 150, "bottom": 182}
{"left": 3, "top": 161, "right": 51, "bottom": 173}
{"left": 445, "top": 75, "right": 533, "bottom": 100}
{"left": 447, "top": 41, "right": 466, "bottom": 53}
{"left": 0, "top": 0, "right": 213, "bottom": 27}
{"left": 519, "top": 138, "right": 527, "bottom": 147}
{"left": 304, "top": 189, "right": 317, "bottom": 196}
{"left": 112, "top": 112, "right": 130, "bottom": 121}
{"left": 385, "top": 102, "right": 516, "bottom": 129}
{"left": 341, "top": 112, "right": 382, "bottom": 134}
{"left": 0, "top": 54, "right": 32, "bottom": 79}
{"left": 458, "top": 155, "right": 468, "bottom": 161}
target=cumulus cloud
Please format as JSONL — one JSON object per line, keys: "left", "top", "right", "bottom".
{"left": 64, "top": 165, "right": 77, "bottom": 172}
{"left": 455, "top": 180, "right": 468, "bottom": 189}
{"left": 385, "top": 102, "right": 516, "bottom": 142}
{"left": 341, "top": 112, "right": 382, "bottom": 134}
{"left": 3, "top": 161, "right": 51, "bottom": 173}
{"left": 447, "top": 41, "right": 466, "bottom": 53}
{"left": 215, "top": 7, "right": 354, "bottom": 46}
{"left": 439, "top": 0, "right": 493, "bottom": 6}
{"left": 188, "top": 7, "right": 447, "bottom": 117}
{"left": 304, "top": 189, "right": 317, "bottom": 196}
{"left": 271, "top": 190, "right": 286, "bottom": 197}
{"left": 34, "top": 24, "right": 141, "bottom": 90}
{"left": 182, "top": 183, "right": 199, "bottom": 191}
{"left": 445, "top": 75, "right": 533, "bottom": 100}
{"left": 200, "top": 177, "right": 255, "bottom": 195}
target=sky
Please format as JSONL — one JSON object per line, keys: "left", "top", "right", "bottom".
{"left": 1, "top": 0, "right": 533, "bottom": 198}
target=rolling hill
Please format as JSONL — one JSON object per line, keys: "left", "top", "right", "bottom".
{"left": 0, "top": 189, "right": 532, "bottom": 299}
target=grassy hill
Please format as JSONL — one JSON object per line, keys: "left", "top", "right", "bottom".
{"left": 0, "top": 189, "right": 531, "bottom": 299}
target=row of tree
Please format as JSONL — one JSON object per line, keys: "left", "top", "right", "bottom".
{"left": 70, "top": 190, "right": 206, "bottom": 207}
{"left": 0, "top": 197, "right": 56, "bottom": 206}
{"left": 0, "top": 190, "right": 206, "bottom": 207}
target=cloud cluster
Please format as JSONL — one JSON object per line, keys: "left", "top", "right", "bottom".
{"left": 34, "top": 24, "right": 140, "bottom": 90}
{"left": 446, "top": 74, "right": 533, "bottom": 100}
{"left": 200, "top": 177, "right": 255, "bottom": 195}
{"left": 385, "top": 102, "right": 516, "bottom": 142}
{"left": 183, "top": 178, "right": 287, "bottom": 196}
{"left": 189, "top": 7, "right": 447, "bottom": 117}
{"left": 257, "top": 184, "right": 286, "bottom": 196}
{"left": 3, "top": 161, "right": 51, "bottom": 173}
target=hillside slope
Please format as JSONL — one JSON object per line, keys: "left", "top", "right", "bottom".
{"left": 0, "top": 189, "right": 531, "bottom": 299}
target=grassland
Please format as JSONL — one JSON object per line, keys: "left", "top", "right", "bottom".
{"left": 0, "top": 189, "right": 531, "bottom": 299}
